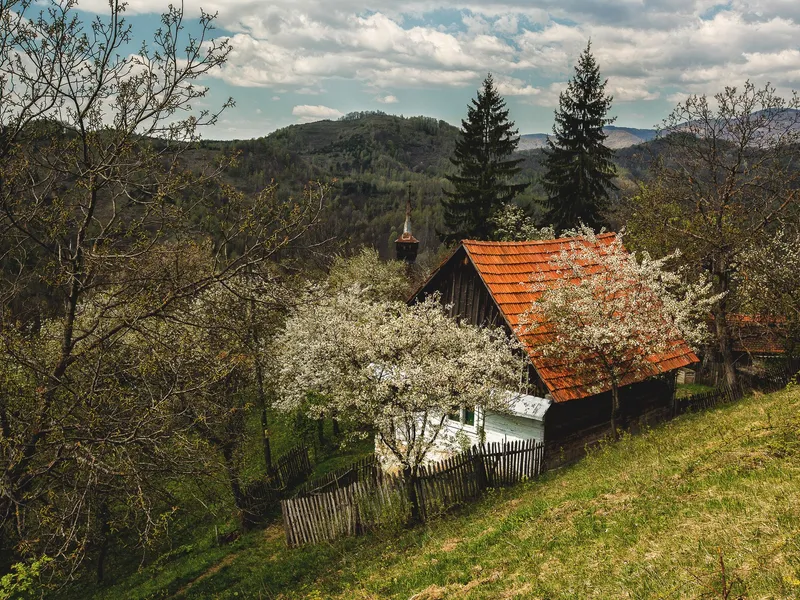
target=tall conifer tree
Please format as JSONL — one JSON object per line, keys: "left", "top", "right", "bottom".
{"left": 542, "top": 41, "right": 617, "bottom": 232}
{"left": 441, "top": 74, "right": 526, "bottom": 241}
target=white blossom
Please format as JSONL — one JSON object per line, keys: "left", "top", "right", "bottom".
{"left": 739, "top": 227, "right": 800, "bottom": 345}
{"left": 491, "top": 203, "right": 556, "bottom": 242}
{"left": 519, "top": 226, "right": 721, "bottom": 433}
{"left": 276, "top": 287, "right": 525, "bottom": 475}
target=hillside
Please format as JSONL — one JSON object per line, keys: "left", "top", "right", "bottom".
{"left": 197, "top": 113, "right": 646, "bottom": 259}
{"left": 70, "top": 384, "right": 800, "bottom": 599}
{"left": 518, "top": 125, "right": 658, "bottom": 151}
{"left": 197, "top": 113, "right": 478, "bottom": 258}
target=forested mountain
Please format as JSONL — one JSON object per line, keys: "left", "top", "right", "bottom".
{"left": 519, "top": 125, "right": 658, "bottom": 151}
{"left": 190, "top": 112, "right": 719, "bottom": 257}
{"left": 197, "top": 112, "right": 546, "bottom": 258}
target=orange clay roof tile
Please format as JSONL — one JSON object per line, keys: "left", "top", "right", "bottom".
{"left": 461, "top": 235, "right": 698, "bottom": 403}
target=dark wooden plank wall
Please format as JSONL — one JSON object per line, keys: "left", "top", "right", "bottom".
{"left": 416, "top": 248, "right": 547, "bottom": 396}
{"left": 419, "top": 248, "right": 504, "bottom": 328}
{"left": 546, "top": 376, "right": 675, "bottom": 443}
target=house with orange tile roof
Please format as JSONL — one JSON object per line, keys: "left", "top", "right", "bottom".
{"left": 727, "top": 314, "right": 792, "bottom": 358}
{"left": 410, "top": 235, "right": 699, "bottom": 462}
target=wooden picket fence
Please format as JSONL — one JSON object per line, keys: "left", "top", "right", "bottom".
{"left": 281, "top": 439, "right": 545, "bottom": 547}
{"left": 241, "top": 445, "right": 313, "bottom": 522}
{"left": 281, "top": 479, "right": 408, "bottom": 547}
{"left": 746, "top": 357, "right": 800, "bottom": 393}
{"left": 268, "top": 445, "right": 313, "bottom": 490}
{"left": 293, "top": 454, "right": 380, "bottom": 497}
{"left": 677, "top": 358, "right": 799, "bottom": 416}
{"left": 675, "top": 383, "right": 744, "bottom": 415}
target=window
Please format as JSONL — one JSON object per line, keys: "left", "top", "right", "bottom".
{"left": 448, "top": 405, "right": 476, "bottom": 427}
{"left": 464, "top": 406, "right": 475, "bottom": 427}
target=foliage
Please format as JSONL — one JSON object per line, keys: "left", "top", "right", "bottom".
{"left": 276, "top": 290, "right": 525, "bottom": 479}
{"left": 0, "top": 556, "right": 52, "bottom": 600}
{"left": 520, "top": 227, "right": 719, "bottom": 434}
{"left": 0, "top": 0, "right": 325, "bottom": 578}
{"left": 159, "top": 273, "right": 303, "bottom": 529}
{"left": 627, "top": 81, "right": 800, "bottom": 385}
{"left": 738, "top": 227, "right": 800, "bottom": 355}
{"left": 490, "top": 203, "right": 556, "bottom": 241}
{"left": 441, "top": 74, "right": 527, "bottom": 241}
{"left": 328, "top": 247, "right": 410, "bottom": 302}
{"left": 542, "top": 41, "right": 617, "bottom": 232}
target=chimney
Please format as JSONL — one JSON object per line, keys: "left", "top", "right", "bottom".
{"left": 395, "top": 186, "right": 419, "bottom": 263}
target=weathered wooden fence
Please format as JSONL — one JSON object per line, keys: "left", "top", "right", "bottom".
{"left": 269, "top": 445, "right": 313, "bottom": 490}
{"left": 677, "top": 358, "right": 799, "bottom": 415}
{"left": 281, "top": 439, "right": 545, "bottom": 547}
{"left": 745, "top": 357, "right": 800, "bottom": 393}
{"left": 293, "top": 454, "right": 380, "bottom": 497}
{"left": 675, "top": 383, "right": 744, "bottom": 415}
{"left": 241, "top": 445, "right": 313, "bottom": 522}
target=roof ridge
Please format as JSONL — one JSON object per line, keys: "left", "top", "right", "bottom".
{"left": 462, "top": 232, "right": 617, "bottom": 247}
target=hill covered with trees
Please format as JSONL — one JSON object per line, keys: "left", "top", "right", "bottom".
{"left": 192, "top": 111, "right": 659, "bottom": 258}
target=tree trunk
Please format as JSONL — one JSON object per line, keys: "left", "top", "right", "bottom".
{"left": 316, "top": 418, "right": 325, "bottom": 448}
{"left": 712, "top": 257, "right": 738, "bottom": 389}
{"left": 402, "top": 466, "right": 421, "bottom": 525}
{"left": 610, "top": 382, "right": 620, "bottom": 440}
{"left": 96, "top": 500, "right": 110, "bottom": 585}
{"left": 332, "top": 418, "right": 340, "bottom": 437}
{"left": 254, "top": 359, "right": 272, "bottom": 472}
{"left": 222, "top": 446, "right": 255, "bottom": 531}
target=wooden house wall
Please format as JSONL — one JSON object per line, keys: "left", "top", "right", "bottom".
{"left": 441, "top": 410, "right": 545, "bottom": 449}
{"left": 416, "top": 249, "right": 547, "bottom": 396}
{"left": 545, "top": 375, "right": 676, "bottom": 467}
{"left": 418, "top": 248, "right": 504, "bottom": 328}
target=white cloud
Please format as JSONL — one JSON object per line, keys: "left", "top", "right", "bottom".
{"left": 494, "top": 75, "right": 540, "bottom": 97}
{"left": 493, "top": 14, "right": 519, "bottom": 34}
{"left": 376, "top": 94, "right": 399, "bottom": 104}
{"left": 272, "top": 96, "right": 280, "bottom": 101}
{"left": 75, "top": 0, "right": 800, "bottom": 115}
{"left": 291, "top": 104, "right": 344, "bottom": 122}
{"left": 607, "top": 77, "right": 660, "bottom": 102}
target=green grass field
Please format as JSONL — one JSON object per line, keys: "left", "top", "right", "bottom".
{"left": 73, "top": 385, "right": 800, "bottom": 599}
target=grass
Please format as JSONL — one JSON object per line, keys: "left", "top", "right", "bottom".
{"left": 70, "top": 385, "right": 800, "bottom": 599}
{"left": 675, "top": 382, "right": 716, "bottom": 398}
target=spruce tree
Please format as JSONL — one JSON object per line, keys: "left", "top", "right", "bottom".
{"left": 542, "top": 41, "right": 617, "bottom": 232}
{"left": 441, "top": 74, "right": 527, "bottom": 241}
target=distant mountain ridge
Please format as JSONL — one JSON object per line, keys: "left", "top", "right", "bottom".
{"left": 518, "top": 126, "right": 658, "bottom": 151}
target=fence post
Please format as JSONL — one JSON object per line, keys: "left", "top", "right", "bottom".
{"left": 472, "top": 446, "right": 488, "bottom": 493}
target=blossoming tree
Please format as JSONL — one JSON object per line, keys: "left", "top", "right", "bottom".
{"left": 521, "top": 227, "right": 719, "bottom": 437}
{"left": 739, "top": 227, "right": 800, "bottom": 355}
{"left": 277, "top": 289, "right": 524, "bottom": 521}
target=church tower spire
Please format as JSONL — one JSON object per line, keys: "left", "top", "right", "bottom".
{"left": 395, "top": 184, "right": 419, "bottom": 263}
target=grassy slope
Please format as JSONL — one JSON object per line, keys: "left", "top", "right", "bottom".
{"left": 85, "top": 385, "right": 800, "bottom": 599}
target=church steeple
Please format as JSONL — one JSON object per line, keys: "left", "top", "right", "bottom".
{"left": 395, "top": 186, "right": 419, "bottom": 263}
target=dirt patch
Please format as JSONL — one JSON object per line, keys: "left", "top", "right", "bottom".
{"left": 440, "top": 538, "right": 462, "bottom": 552}
{"left": 172, "top": 552, "right": 239, "bottom": 598}
{"left": 499, "top": 582, "right": 533, "bottom": 598}
{"left": 264, "top": 524, "right": 284, "bottom": 542}
{"left": 408, "top": 571, "right": 502, "bottom": 600}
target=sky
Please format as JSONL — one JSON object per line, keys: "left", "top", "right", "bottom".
{"left": 76, "top": 0, "right": 800, "bottom": 139}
